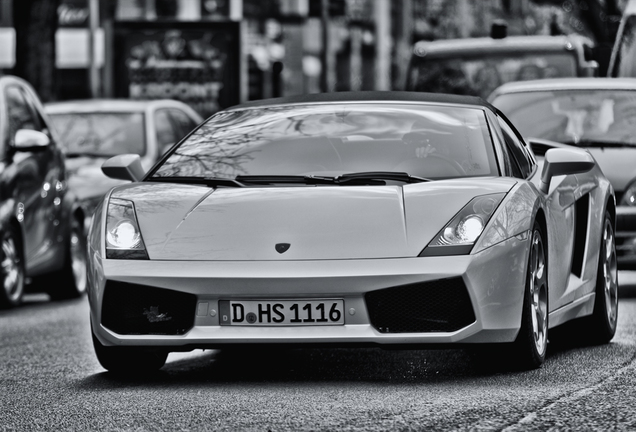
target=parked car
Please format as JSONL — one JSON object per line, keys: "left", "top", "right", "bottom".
{"left": 0, "top": 76, "right": 87, "bottom": 307}
{"left": 607, "top": 0, "right": 636, "bottom": 77}
{"left": 406, "top": 26, "right": 598, "bottom": 99}
{"left": 489, "top": 77, "right": 636, "bottom": 268}
{"left": 44, "top": 99, "right": 203, "bottom": 228}
{"left": 88, "top": 91, "right": 616, "bottom": 373}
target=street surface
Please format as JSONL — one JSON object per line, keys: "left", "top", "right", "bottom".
{"left": 3, "top": 274, "right": 636, "bottom": 431}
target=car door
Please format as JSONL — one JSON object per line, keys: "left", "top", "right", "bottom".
{"left": 497, "top": 115, "right": 580, "bottom": 311}
{"left": 22, "top": 84, "right": 68, "bottom": 274}
{"left": 5, "top": 84, "right": 63, "bottom": 273}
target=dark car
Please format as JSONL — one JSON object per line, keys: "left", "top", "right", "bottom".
{"left": 406, "top": 31, "right": 598, "bottom": 99}
{"left": 0, "top": 75, "right": 87, "bottom": 307}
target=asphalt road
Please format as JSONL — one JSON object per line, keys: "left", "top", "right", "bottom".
{"left": 3, "top": 275, "right": 636, "bottom": 431}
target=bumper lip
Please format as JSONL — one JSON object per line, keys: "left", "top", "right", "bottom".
{"left": 94, "top": 321, "right": 519, "bottom": 348}
{"left": 90, "top": 237, "right": 529, "bottom": 348}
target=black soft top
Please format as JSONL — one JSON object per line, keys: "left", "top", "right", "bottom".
{"left": 226, "top": 91, "right": 495, "bottom": 112}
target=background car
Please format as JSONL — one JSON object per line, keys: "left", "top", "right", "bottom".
{"left": 44, "top": 99, "right": 203, "bottom": 227}
{"left": 406, "top": 25, "right": 598, "bottom": 99}
{"left": 87, "top": 92, "right": 617, "bottom": 373}
{"left": 489, "top": 77, "right": 636, "bottom": 268}
{"left": 0, "top": 75, "right": 87, "bottom": 307}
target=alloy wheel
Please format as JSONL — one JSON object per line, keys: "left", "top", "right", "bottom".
{"left": 1, "top": 233, "right": 23, "bottom": 303}
{"left": 530, "top": 229, "right": 548, "bottom": 356}
{"left": 602, "top": 219, "right": 618, "bottom": 331}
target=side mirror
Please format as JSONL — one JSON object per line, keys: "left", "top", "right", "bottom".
{"left": 101, "top": 154, "right": 145, "bottom": 182}
{"left": 13, "top": 129, "right": 50, "bottom": 150}
{"left": 540, "top": 148, "right": 595, "bottom": 194}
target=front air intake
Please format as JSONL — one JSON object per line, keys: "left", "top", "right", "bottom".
{"left": 101, "top": 281, "right": 196, "bottom": 335}
{"left": 365, "top": 277, "right": 475, "bottom": 333}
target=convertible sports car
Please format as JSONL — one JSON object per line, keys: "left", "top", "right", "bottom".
{"left": 88, "top": 92, "right": 617, "bottom": 372}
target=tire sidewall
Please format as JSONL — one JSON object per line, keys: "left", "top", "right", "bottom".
{"left": 593, "top": 211, "right": 618, "bottom": 340}
{"left": 516, "top": 221, "right": 548, "bottom": 368}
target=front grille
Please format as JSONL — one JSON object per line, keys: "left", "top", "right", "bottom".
{"left": 365, "top": 277, "right": 475, "bottom": 333}
{"left": 102, "top": 281, "right": 197, "bottom": 335}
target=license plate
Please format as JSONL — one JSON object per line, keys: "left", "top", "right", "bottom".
{"left": 218, "top": 299, "right": 345, "bottom": 326}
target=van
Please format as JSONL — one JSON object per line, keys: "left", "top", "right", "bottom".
{"left": 406, "top": 24, "right": 598, "bottom": 99}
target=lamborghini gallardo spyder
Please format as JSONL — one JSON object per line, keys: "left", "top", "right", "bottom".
{"left": 87, "top": 92, "right": 617, "bottom": 372}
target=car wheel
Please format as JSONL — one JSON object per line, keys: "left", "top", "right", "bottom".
{"left": 514, "top": 221, "right": 548, "bottom": 369}
{"left": 47, "top": 214, "right": 87, "bottom": 300}
{"left": 0, "top": 225, "right": 25, "bottom": 308}
{"left": 92, "top": 327, "right": 168, "bottom": 374}
{"left": 588, "top": 211, "right": 618, "bottom": 344}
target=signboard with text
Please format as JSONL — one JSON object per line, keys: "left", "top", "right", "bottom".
{"left": 113, "top": 21, "right": 241, "bottom": 117}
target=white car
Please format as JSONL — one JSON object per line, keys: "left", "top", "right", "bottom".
{"left": 45, "top": 99, "right": 202, "bottom": 225}
{"left": 88, "top": 92, "right": 617, "bottom": 373}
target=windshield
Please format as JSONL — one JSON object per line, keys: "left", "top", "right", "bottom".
{"left": 492, "top": 90, "right": 636, "bottom": 146}
{"left": 408, "top": 52, "right": 578, "bottom": 99}
{"left": 48, "top": 112, "right": 146, "bottom": 157}
{"left": 150, "top": 103, "right": 498, "bottom": 181}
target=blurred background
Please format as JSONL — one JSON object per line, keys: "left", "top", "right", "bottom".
{"left": 0, "top": 0, "right": 628, "bottom": 118}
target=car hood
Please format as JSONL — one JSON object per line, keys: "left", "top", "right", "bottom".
{"left": 65, "top": 157, "right": 127, "bottom": 202}
{"left": 585, "top": 148, "right": 636, "bottom": 192}
{"left": 110, "top": 178, "right": 516, "bottom": 260}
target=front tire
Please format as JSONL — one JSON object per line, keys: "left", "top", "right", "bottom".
{"left": 92, "top": 327, "right": 168, "bottom": 374}
{"left": 588, "top": 211, "right": 618, "bottom": 344}
{"left": 514, "top": 221, "right": 549, "bottom": 369}
{"left": 0, "top": 225, "right": 25, "bottom": 308}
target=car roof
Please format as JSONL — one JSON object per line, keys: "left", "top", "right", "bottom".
{"left": 490, "top": 77, "right": 636, "bottom": 97}
{"left": 412, "top": 34, "right": 588, "bottom": 58}
{"left": 44, "top": 98, "right": 190, "bottom": 114}
{"left": 225, "top": 91, "right": 495, "bottom": 112}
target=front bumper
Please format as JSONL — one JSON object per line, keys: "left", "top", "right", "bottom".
{"left": 88, "top": 236, "right": 529, "bottom": 349}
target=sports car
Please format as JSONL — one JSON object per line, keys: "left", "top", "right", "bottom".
{"left": 87, "top": 92, "right": 617, "bottom": 372}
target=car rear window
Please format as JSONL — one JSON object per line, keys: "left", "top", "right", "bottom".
{"left": 48, "top": 112, "right": 146, "bottom": 157}
{"left": 492, "top": 89, "right": 636, "bottom": 146}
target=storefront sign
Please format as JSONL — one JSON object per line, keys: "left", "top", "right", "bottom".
{"left": 114, "top": 21, "right": 241, "bottom": 117}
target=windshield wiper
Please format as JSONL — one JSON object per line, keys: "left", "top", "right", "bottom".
{"left": 236, "top": 172, "right": 431, "bottom": 186}
{"left": 331, "top": 171, "right": 431, "bottom": 184}
{"left": 560, "top": 140, "right": 636, "bottom": 149}
{"left": 148, "top": 176, "right": 245, "bottom": 187}
{"left": 235, "top": 175, "right": 336, "bottom": 185}
{"left": 149, "top": 172, "right": 432, "bottom": 188}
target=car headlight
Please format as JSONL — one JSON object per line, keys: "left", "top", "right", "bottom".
{"left": 105, "top": 198, "right": 148, "bottom": 259}
{"left": 420, "top": 193, "right": 506, "bottom": 256}
{"left": 621, "top": 180, "right": 636, "bottom": 206}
